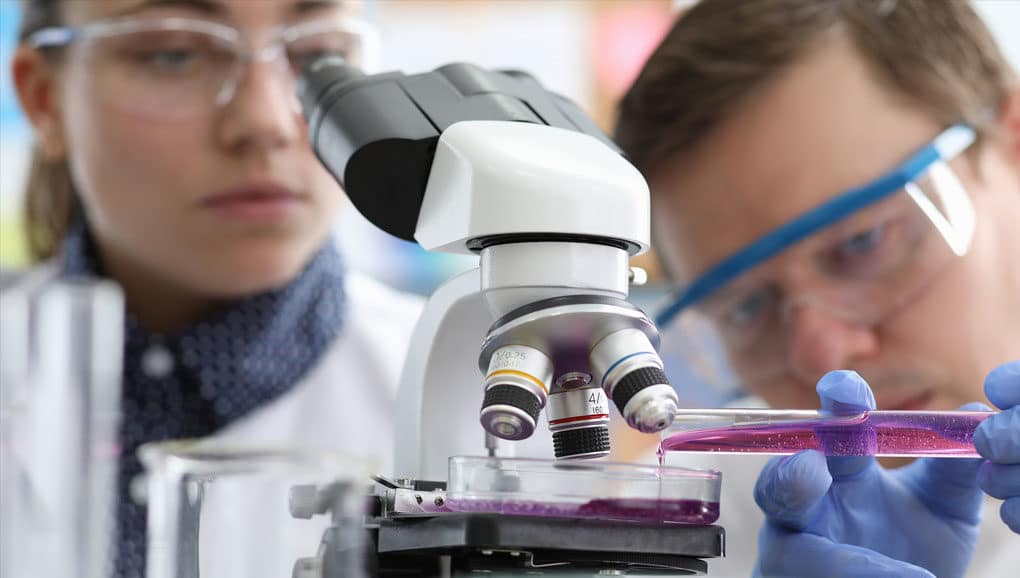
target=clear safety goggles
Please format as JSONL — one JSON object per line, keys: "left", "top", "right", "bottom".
{"left": 28, "top": 14, "right": 376, "bottom": 120}
{"left": 655, "top": 125, "right": 978, "bottom": 391}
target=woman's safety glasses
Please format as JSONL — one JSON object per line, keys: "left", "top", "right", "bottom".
{"left": 656, "top": 124, "right": 978, "bottom": 390}
{"left": 28, "top": 15, "right": 375, "bottom": 120}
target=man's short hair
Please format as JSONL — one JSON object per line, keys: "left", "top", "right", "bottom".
{"left": 615, "top": 0, "right": 1016, "bottom": 177}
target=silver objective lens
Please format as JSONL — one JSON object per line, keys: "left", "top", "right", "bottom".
{"left": 479, "top": 345, "right": 553, "bottom": 440}
{"left": 589, "top": 328, "right": 678, "bottom": 433}
{"left": 546, "top": 387, "right": 611, "bottom": 459}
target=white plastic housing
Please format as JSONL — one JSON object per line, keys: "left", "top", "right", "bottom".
{"left": 415, "top": 121, "right": 651, "bottom": 255}
{"left": 394, "top": 119, "right": 657, "bottom": 481}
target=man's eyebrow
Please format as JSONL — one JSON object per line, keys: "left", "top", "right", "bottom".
{"left": 293, "top": 0, "right": 344, "bottom": 14}
{"left": 115, "top": 0, "right": 224, "bottom": 18}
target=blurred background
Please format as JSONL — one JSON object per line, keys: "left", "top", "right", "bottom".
{"left": 0, "top": 0, "right": 678, "bottom": 285}
{"left": 4, "top": 0, "right": 1020, "bottom": 287}
{"left": 1, "top": 0, "right": 1019, "bottom": 408}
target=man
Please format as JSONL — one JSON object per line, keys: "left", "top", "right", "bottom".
{"left": 615, "top": 1, "right": 1020, "bottom": 576}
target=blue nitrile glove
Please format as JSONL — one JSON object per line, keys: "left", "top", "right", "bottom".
{"left": 975, "top": 360, "right": 1020, "bottom": 534}
{"left": 753, "top": 370, "right": 987, "bottom": 578}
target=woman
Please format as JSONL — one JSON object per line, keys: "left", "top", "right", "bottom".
{"left": 9, "top": 0, "right": 422, "bottom": 575}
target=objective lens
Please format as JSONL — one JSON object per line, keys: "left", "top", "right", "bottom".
{"left": 479, "top": 345, "right": 553, "bottom": 440}
{"left": 546, "top": 387, "right": 611, "bottom": 459}
{"left": 589, "top": 329, "right": 679, "bottom": 433}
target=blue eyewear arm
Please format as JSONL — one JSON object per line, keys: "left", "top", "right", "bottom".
{"left": 655, "top": 124, "right": 976, "bottom": 328}
{"left": 27, "top": 27, "right": 80, "bottom": 48}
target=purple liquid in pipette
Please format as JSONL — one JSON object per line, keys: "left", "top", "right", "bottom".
{"left": 445, "top": 497, "right": 720, "bottom": 525}
{"left": 658, "top": 410, "right": 992, "bottom": 462}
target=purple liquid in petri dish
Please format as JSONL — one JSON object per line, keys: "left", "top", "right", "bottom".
{"left": 578, "top": 498, "right": 719, "bottom": 525}
{"left": 445, "top": 497, "right": 719, "bottom": 525}
{"left": 658, "top": 410, "right": 992, "bottom": 461}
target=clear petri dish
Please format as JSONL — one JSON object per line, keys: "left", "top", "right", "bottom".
{"left": 445, "top": 456, "right": 721, "bottom": 525}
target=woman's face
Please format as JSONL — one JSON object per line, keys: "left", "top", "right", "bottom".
{"left": 51, "top": 0, "right": 358, "bottom": 298}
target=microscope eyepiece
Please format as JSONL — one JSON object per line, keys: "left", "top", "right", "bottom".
{"left": 297, "top": 55, "right": 365, "bottom": 117}
{"left": 590, "top": 329, "right": 679, "bottom": 434}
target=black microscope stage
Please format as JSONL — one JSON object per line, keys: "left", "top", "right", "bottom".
{"left": 372, "top": 513, "right": 725, "bottom": 576}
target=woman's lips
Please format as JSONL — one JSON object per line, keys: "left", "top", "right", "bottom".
{"left": 200, "top": 183, "right": 308, "bottom": 222}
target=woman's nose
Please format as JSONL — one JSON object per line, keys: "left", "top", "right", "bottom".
{"left": 215, "top": 58, "right": 303, "bottom": 154}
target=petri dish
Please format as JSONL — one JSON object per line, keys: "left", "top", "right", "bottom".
{"left": 445, "top": 456, "right": 721, "bottom": 525}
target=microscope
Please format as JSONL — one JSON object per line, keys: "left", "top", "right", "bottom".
{"left": 296, "top": 59, "right": 725, "bottom": 576}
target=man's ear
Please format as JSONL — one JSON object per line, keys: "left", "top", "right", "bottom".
{"left": 11, "top": 45, "right": 66, "bottom": 159}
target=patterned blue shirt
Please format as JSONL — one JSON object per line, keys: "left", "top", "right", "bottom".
{"left": 60, "top": 220, "right": 346, "bottom": 578}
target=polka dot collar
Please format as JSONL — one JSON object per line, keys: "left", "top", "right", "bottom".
{"left": 60, "top": 219, "right": 346, "bottom": 578}
{"left": 60, "top": 220, "right": 347, "bottom": 424}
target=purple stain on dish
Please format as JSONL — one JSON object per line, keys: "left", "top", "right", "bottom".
{"left": 579, "top": 498, "right": 719, "bottom": 525}
{"left": 445, "top": 497, "right": 719, "bottom": 525}
{"left": 659, "top": 411, "right": 992, "bottom": 458}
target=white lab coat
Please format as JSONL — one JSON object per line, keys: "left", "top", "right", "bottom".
{"left": 177, "top": 271, "right": 425, "bottom": 578}
{"left": 2, "top": 264, "right": 425, "bottom": 578}
{"left": 3, "top": 263, "right": 423, "bottom": 467}
{"left": 209, "top": 271, "right": 424, "bottom": 470}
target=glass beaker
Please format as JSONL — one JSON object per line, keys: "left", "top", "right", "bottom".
{"left": 0, "top": 279, "right": 125, "bottom": 578}
{"left": 139, "top": 441, "right": 371, "bottom": 578}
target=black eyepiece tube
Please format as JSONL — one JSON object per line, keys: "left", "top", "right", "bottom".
{"left": 297, "top": 56, "right": 365, "bottom": 124}
{"left": 297, "top": 58, "right": 621, "bottom": 243}
{"left": 297, "top": 56, "right": 442, "bottom": 242}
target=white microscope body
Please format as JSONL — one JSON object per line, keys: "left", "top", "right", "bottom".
{"left": 298, "top": 58, "right": 679, "bottom": 485}
{"left": 297, "top": 60, "right": 717, "bottom": 578}
{"left": 393, "top": 120, "right": 669, "bottom": 481}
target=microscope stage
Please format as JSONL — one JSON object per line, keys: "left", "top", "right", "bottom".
{"left": 374, "top": 513, "right": 724, "bottom": 576}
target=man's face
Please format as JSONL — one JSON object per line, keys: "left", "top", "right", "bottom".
{"left": 650, "top": 34, "right": 1020, "bottom": 410}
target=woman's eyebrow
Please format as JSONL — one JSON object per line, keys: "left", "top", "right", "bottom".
{"left": 112, "top": 0, "right": 344, "bottom": 21}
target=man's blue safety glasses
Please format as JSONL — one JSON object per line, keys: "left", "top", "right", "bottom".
{"left": 654, "top": 124, "right": 978, "bottom": 329}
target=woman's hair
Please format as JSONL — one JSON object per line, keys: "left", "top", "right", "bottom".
{"left": 616, "top": 0, "right": 1018, "bottom": 178}
{"left": 18, "top": 0, "right": 77, "bottom": 263}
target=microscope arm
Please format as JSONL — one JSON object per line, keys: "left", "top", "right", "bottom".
{"left": 392, "top": 269, "right": 492, "bottom": 481}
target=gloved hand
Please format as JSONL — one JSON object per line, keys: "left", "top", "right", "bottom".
{"left": 975, "top": 360, "right": 1020, "bottom": 534}
{"left": 753, "top": 370, "right": 987, "bottom": 578}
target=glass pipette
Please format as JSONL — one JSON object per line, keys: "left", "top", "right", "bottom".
{"left": 659, "top": 408, "right": 996, "bottom": 459}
